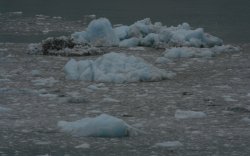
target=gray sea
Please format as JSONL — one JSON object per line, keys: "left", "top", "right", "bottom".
{"left": 1, "top": 0, "right": 250, "bottom": 43}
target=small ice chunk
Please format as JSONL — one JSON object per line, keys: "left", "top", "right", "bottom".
{"left": 155, "top": 57, "right": 171, "bottom": 64}
{"left": 58, "top": 114, "right": 133, "bottom": 137}
{"left": 31, "top": 70, "right": 41, "bottom": 77}
{"left": 128, "top": 47, "right": 145, "bottom": 51}
{"left": 162, "top": 45, "right": 239, "bottom": 59}
{"left": 0, "top": 48, "right": 8, "bottom": 52}
{"left": 32, "top": 77, "right": 58, "bottom": 86}
{"left": 75, "top": 143, "right": 90, "bottom": 149}
{"left": 212, "top": 45, "right": 240, "bottom": 54}
{"left": 222, "top": 95, "right": 238, "bottom": 102}
{"left": 153, "top": 141, "right": 183, "bottom": 148}
{"left": 0, "top": 106, "right": 11, "bottom": 112}
{"left": 242, "top": 117, "right": 250, "bottom": 124}
{"left": 10, "top": 11, "right": 23, "bottom": 15}
{"left": 164, "top": 47, "right": 213, "bottom": 59}
{"left": 87, "top": 84, "right": 109, "bottom": 91}
{"left": 175, "top": 110, "right": 207, "bottom": 119}
{"left": 102, "top": 97, "right": 120, "bottom": 103}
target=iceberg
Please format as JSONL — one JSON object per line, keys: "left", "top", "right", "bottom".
{"left": 72, "top": 18, "right": 119, "bottom": 46}
{"left": 71, "top": 17, "right": 224, "bottom": 48}
{"left": 64, "top": 52, "right": 173, "bottom": 83}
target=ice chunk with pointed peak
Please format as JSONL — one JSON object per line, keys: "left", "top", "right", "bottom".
{"left": 128, "top": 18, "right": 153, "bottom": 38}
{"left": 72, "top": 18, "right": 119, "bottom": 46}
{"left": 64, "top": 52, "right": 172, "bottom": 83}
{"left": 58, "top": 114, "right": 131, "bottom": 137}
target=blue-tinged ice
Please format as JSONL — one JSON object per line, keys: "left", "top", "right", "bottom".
{"left": 72, "top": 18, "right": 119, "bottom": 46}
{"left": 64, "top": 52, "right": 174, "bottom": 83}
{"left": 58, "top": 114, "right": 131, "bottom": 137}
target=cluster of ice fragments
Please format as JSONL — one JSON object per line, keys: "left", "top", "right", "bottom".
{"left": 57, "top": 114, "right": 133, "bottom": 137}
{"left": 72, "top": 17, "right": 223, "bottom": 48}
{"left": 64, "top": 52, "right": 174, "bottom": 83}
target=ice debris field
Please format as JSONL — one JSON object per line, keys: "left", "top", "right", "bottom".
{"left": 24, "top": 17, "right": 241, "bottom": 138}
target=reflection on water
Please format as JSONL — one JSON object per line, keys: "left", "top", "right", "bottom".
{"left": 1, "top": 0, "right": 250, "bottom": 43}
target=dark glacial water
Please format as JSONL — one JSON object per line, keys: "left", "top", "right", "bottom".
{"left": 1, "top": 0, "right": 250, "bottom": 43}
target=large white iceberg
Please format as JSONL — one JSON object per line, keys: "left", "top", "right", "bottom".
{"left": 72, "top": 18, "right": 119, "bottom": 46}
{"left": 71, "top": 17, "right": 223, "bottom": 48}
{"left": 57, "top": 114, "right": 132, "bottom": 137}
{"left": 64, "top": 52, "right": 173, "bottom": 83}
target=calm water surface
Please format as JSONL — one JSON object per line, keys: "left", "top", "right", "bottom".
{"left": 1, "top": 0, "right": 250, "bottom": 43}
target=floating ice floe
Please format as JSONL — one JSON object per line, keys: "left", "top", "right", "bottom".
{"left": 0, "top": 106, "right": 11, "bottom": 113}
{"left": 72, "top": 17, "right": 223, "bottom": 48}
{"left": 102, "top": 97, "right": 120, "bottom": 103}
{"left": 31, "top": 70, "right": 41, "bottom": 77}
{"left": 158, "top": 45, "right": 240, "bottom": 60}
{"left": 86, "top": 83, "right": 109, "bottom": 91}
{"left": 128, "top": 47, "right": 145, "bottom": 51}
{"left": 32, "top": 77, "right": 58, "bottom": 86}
{"left": 222, "top": 95, "right": 238, "bottom": 102}
{"left": 175, "top": 110, "right": 207, "bottom": 119}
{"left": 58, "top": 114, "right": 135, "bottom": 137}
{"left": 153, "top": 141, "right": 183, "bottom": 148}
{"left": 242, "top": 117, "right": 250, "bottom": 124}
{"left": 75, "top": 143, "right": 90, "bottom": 149}
{"left": 0, "top": 48, "right": 8, "bottom": 52}
{"left": 64, "top": 52, "right": 174, "bottom": 83}
{"left": 0, "top": 88, "right": 36, "bottom": 95}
